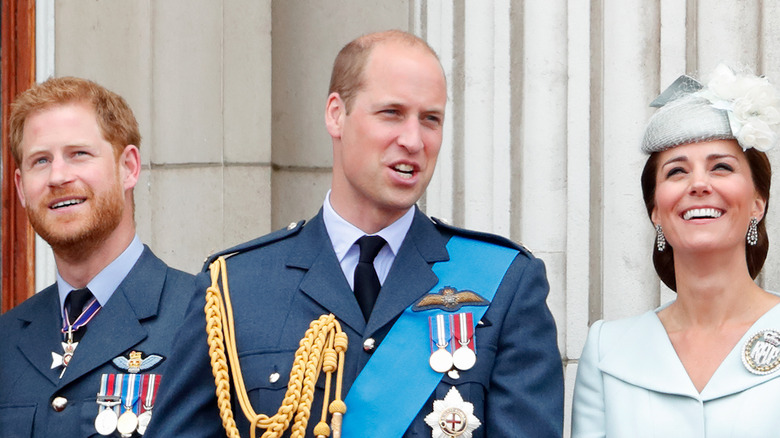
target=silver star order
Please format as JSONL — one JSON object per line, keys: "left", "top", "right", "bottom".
{"left": 51, "top": 341, "right": 78, "bottom": 369}
{"left": 51, "top": 341, "right": 79, "bottom": 378}
{"left": 424, "top": 386, "right": 481, "bottom": 438}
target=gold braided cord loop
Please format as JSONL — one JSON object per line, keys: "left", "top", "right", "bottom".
{"left": 205, "top": 257, "right": 348, "bottom": 438}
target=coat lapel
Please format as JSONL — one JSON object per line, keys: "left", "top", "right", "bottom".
{"left": 16, "top": 288, "right": 65, "bottom": 386}
{"left": 290, "top": 209, "right": 450, "bottom": 336}
{"left": 600, "top": 302, "right": 780, "bottom": 401}
{"left": 599, "top": 310, "right": 700, "bottom": 398}
{"left": 701, "top": 302, "right": 780, "bottom": 401}
{"left": 366, "top": 210, "right": 448, "bottom": 335}
{"left": 58, "top": 248, "right": 166, "bottom": 387}
{"left": 291, "top": 213, "right": 367, "bottom": 334}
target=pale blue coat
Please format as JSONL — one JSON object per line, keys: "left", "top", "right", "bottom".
{"left": 572, "top": 303, "right": 780, "bottom": 438}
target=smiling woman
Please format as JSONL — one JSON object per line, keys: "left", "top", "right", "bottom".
{"left": 572, "top": 65, "right": 780, "bottom": 438}
{"left": 641, "top": 138, "right": 771, "bottom": 291}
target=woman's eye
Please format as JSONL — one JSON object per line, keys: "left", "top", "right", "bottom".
{"left": 713, "top": 162, "right": 734, "bottom": 172}
{"left": 665, "top": 167, "right": 685, "bottom": 178}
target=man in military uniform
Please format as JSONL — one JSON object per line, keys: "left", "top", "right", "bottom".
{"left": 0, "top": 77, "right": 196, "bottom": 437}
{"left": 148, "top": 30, "right": 563, "bottom": 437}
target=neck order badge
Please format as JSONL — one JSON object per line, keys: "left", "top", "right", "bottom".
{"left": 52, "top": 290, "right": 101, "bottom": 378}
{"left": 342, "top": 235, "right": 519, "bottom": 437}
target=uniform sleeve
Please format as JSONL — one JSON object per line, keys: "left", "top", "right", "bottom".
{"left": 143, "top": 272, "right": 224, "bottom": 438}
{"left": 571, "top": 319, "right": 606, "bottom": 438}
{"left": 486, "top": 255, "right": 564, "bottom": 437}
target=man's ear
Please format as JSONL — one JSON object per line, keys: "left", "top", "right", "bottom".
{"left": 325, "top": 92, "right": 346, "bottom": 139}
{"left": 119, "top": 145, "right": 141, "bottom": 191}
{"left": 14, "top": 168, "right": 27, "bottom": 208}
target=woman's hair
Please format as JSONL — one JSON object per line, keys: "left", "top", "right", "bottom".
{"left": 641, "top": 147, "right": 771, "bottom": 291}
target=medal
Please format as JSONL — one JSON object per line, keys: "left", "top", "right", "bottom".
{"left": 452, "top": 313, "right": 477, "bottom": 371}
{"left": 430, "top": 348, "right": 454, "bottom": 373}
{"left": 429, "top": 314, "right": 454, "bottom": 373}
{"left": 95, "top": 408, "right": 119, "bottom": 436}
{"left": 743, "top": 329, "right": 780, "bottom": 375}
{"left": 424, "top": 386, "right": 481, "bottom": 438}
{"left": 136, "top": 374, "right": 161, "bottom": 435}
{"left": 51, "top": 339, "right": 79, "bottom": 378}
{"left": 54, "top": 297, "right": 101, "bottom": 378}
{"left": 116, "top": 373, "right": 141, "bottom": 437}
{"left": 117, "top": 410, "right": 139, "bottom": 437}
{"left": 452, "top": 347, "right": 476, "bottom": 371}
{"left": 137, "top": 411, "right": 152, "bottom": 435}
{"left": 95, "top": 374, "right": 122, "bottom": 436}
{"left": 439, "top": 407, "right": 469, "bottom": 436}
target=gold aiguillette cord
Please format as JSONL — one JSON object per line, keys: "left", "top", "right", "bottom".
{"left": 205, "top": 257, "right": 348, "bottom": 438}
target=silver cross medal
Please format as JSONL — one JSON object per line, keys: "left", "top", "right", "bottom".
{"left": 51, "top": 326, "right": 78, "bottom": 378}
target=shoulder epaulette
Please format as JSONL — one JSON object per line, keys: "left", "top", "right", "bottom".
{"left": 202, "top": 220, "right": 306, "bottom": 271}
{"left": 430, "top": 217, "right": 533, "bottom": 256}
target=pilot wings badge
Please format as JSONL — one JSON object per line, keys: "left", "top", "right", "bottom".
{"left": 112, "top": 351, "right": 164, "bottom": 374}
{"left": 413, "top": 287, "right": 489, "bottom": 312}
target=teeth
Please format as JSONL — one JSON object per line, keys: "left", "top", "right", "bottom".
{"left": 683, "top": 208, "right": 722, "bottom": 220}
{"left": 52, "top": 199, "right": 84, "bottom": 209}
{"left": 394, "top": 164, "right": 414, "bottom": 179}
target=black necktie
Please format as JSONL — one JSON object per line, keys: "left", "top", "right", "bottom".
{"left": 354, "top": 235, "right": 386, "bottom": 321}
{"left": 65, "top": 288, "right": 93, "bottom": 325}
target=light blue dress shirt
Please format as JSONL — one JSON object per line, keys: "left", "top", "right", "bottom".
{"left": 56, "top": 235, "right": 144, "bottom": 312}
{"left": 322, "top": 191, "right": 414, "bottom": 290}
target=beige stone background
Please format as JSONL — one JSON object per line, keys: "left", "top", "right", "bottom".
{"left": 27, "top": 0, "right": 780, "bottom": 435}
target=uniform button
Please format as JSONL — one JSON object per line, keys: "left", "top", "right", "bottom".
{"left": 51, "top": 396, "right": 68, "bottom": 412}
{"left": 287, "top": 222, "right": 297, "bottom": 230}
{"left": 363, "top": 338, "right": 376, "bottom": 352}
{"left": 269, "top": 372, "right": 280, "bottom": 383}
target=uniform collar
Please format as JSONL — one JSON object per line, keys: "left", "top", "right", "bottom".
{"left": 57, "top": 235, "right": 144, "bottom": 311}
{"left": 322, "top": 190, "right": 414, "bottom": 262}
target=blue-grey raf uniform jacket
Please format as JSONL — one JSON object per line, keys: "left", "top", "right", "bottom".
{"left": 0, "top": 246, "right": 197, "bottom": 438}
{"left": 147, "top": 208, "right": 563, "bottom": 437}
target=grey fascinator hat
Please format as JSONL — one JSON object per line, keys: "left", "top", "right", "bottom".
{"left": 642, "top": 64, "right": 780, "bottom": 154}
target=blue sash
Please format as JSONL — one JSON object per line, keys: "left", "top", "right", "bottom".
{"left": 342, "top": 235, "right": 519, "bottom": 436}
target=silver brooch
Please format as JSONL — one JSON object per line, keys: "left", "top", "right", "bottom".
{"left": 742, "top": 329, "right": 780, "bottom": 375}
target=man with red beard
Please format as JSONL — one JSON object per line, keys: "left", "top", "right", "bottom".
{"left": 0, "top": 77, "right": 196, "bottom": 438}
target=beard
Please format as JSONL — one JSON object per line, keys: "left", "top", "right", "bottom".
{"left": 26, "top": 179, "right": 125, "bottom": 258}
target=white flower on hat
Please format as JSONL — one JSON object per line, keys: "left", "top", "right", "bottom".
{"left": 697, "top": 64, "right": 780, "bottom": 152}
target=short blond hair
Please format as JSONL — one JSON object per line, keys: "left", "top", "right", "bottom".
{"left": 328, "top": 30, "right": 441, "bottom": 113}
